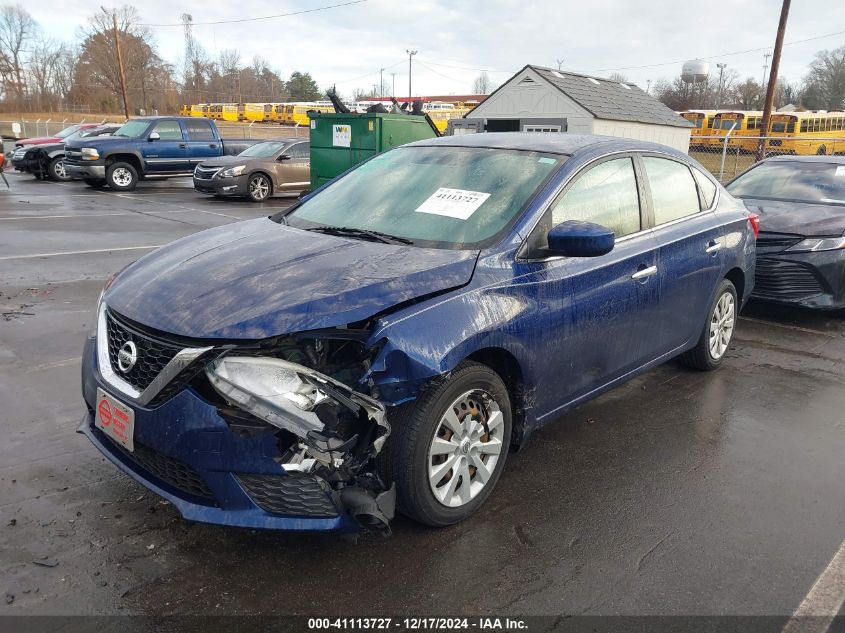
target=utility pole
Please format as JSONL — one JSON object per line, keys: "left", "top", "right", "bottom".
{"left": 716, "top": 63, "right": 727, "bottom": 109}
{"left": 379, "top": 67, "right": 385, "bottom": 99}
{"left": 390, "top": 72, "right": 396, "bottom": 97}
{"left": 406, "top": 49, "right": 417, "bottom": 103}
{"left": 645, "top": 79, "right": 651, "bottom": 95}
{"left": 108, "top": 8, "right": 130, "bottom": 119}
{"left": 757, "top": 0, "right": 790, "bottom": 160}
{"left": 556, "top": 59, "right": 565, "bottom": 71}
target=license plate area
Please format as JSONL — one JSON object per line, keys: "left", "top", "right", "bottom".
{"left": 95, "top": 388, "right": 135, "bottom": 452}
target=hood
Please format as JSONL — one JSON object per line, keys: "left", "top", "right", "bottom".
{"left": 66, "top": 136, "right": 132, "bottom": 150}
{"left": 740, "top": 197, "right": 845, "bottom": 237}
{"left": 16, "top": 136, "right": 59, "bottom": 147}
{"left": 104, "top": 219, "right": 479, "bottom": 340}
{"left": 197, "top": 155, "right": 247, "bottom": 169}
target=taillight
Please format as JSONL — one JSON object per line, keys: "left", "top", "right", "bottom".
{"left": 748, "top": 213, "right": 760, "bottom": 239}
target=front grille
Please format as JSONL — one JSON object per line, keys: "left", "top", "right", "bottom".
{"left": 105, "top": 310, "right": 183, "bottom": 393}
{"left": 753, "top": 258, "right": 826, "bottom": 300}
{"left": 12, "top": 148, "right": 26, "bottom": 160}
{"left": 194, "top": 165, "right": 220, "bottom": 180}
{"left": 756, "top": 233, "right": 802, "bottom": 255}
{"left": 236, "top": 473, "right": 338, "bottom": 517}
{"left": 109, "top": 437, "right": 216, "bottom": 503}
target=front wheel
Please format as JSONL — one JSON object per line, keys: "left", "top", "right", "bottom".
{"left": 48, "top": 157, "right": 70, "bottom": 182}
{"left": 380, "top": 361, "right": 512, "bottom": 527}
{"left": 247, "top": 173, "right": 272, "bottom": 202}
{"left": 106, "top": 162, "right": 138, "bottom": 191}
{"left": 680, "top": 279, "right": 738, "bottom": 371}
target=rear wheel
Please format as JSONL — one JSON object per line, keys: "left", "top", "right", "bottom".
{"left": 106, "top": 162, "right": 138, "bottom": 191}
{"left": 680, "top": 279, "right": 737, "bottom": 371}
{"left": 380, "top": 361, "right": 511, "bottom": 527}
{"left": 48, "top": 157, "right": 70, "bottom": 182}
{"left": 247, "top": 173, "right": 271, "bottom": 202}
{"left": 817, "top": 145, "right": 827, "bottom": 156}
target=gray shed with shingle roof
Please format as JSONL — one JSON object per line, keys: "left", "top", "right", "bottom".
{"left": 460, "top": 65, "right": 692, "bottom": 152}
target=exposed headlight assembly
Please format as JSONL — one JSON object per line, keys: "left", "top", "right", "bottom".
{"left": 218, "top": 165, "right": 246, "bottom": 178}
{"left": 81, "top": 147, "right": 99, "bottom": 161}
{"left": 206, "top": 355, "right": 388, "bottom": 450}
{"left": 786, "top": 236, "right": 845, "bottom": 253}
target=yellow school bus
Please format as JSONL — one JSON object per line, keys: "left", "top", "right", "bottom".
{"left": 271, "top": 104, "right": 286, "bottom": 123}
{"left": 704, "top": 111, "right": 764, "bottom": 151}
{"left": 261, "top": 103, "right": 277, "bottom": 123}
{"left": 179, "top": 105, "right": 190, "bottom": 116}
{"left": 220, "top": 104, "right": 243, "bottom": 122}
{"left": 190, "top": 104, "right": 209, "bottom": 117}
{"left": 243, "top": 103, "right": 268, "bottom": 122}
{"left": 681, "top": 110, "right": 718, "bottom": 149}
{"left": 765, "top": 112, "right": 845, "bottom": 156}
{"left": 288, "top": 103, "right": 334, "bottom": 126}
{"left": 423, "top": 104, "right": 473, "bottom": 133}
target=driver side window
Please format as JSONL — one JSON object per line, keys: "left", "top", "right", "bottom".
{"left": 152, "top": 120, "right": 183, "bottom": 140}
{"left": 550, "top": 157, "right": 641, "bottom": 238}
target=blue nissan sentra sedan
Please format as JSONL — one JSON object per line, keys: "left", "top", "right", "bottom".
{"left": 80, "top": 133, "right": 757, "bottom": 533}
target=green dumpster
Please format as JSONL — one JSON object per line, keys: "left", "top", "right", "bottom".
{"left": 309, "top": 112, "right": 437, "bottom": 190}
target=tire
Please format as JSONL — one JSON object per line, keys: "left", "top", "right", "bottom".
{"left": 48, "top": 157, "right": 70, "bottom": 182}
{"left": 680, "top": 279, "right": 738, "bottom": 371}
{"left": 817, "top": 145, "right": 827, "bottom": 156}
{"left": 83, "top": 178, "right": 107, "bottom": 189}
{"left": 380, "top": 361, "right": 512, "bottom": 527}
{"left": 246, "top": 173, "right": 272, "bottom": 202}
{"left": 106, "top": 161, "right": 138, "bottom": 191}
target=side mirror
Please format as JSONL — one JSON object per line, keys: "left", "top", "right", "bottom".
{"left": 148, "top": 132, "right": 160, "bottom": 141}
{"left": 278, "top": 154, "right": 291, "bottom": 161}
{"left": 547, "top": 220, "right": 615, "bottom": 257}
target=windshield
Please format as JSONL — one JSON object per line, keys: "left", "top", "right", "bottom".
{"left": 113, "top": 120, "right": 151, "bottom": 138}
{"left": 286, "top": 145, "right": 563, "bottom": 249}
{"left": 727, "top": 161, "right": 845, "bottom": 205}
{"left": 239, "top": 141, "right": 287, "bottom": 158}
{"left": 717, "top": 118, "right": 740, "bottom": 130}
{"left": 56, "top": 125, "right": 81, "bottom": 138}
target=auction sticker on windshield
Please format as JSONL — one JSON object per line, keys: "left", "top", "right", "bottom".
{"left": 95, "top": 388, "right": 135, "bottom": 451}
{"left": 415, "top": 188, "right": 491, "bottom": 220}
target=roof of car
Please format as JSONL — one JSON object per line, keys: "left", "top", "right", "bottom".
{"left": 408, "top": 132, "right": 687, "bottom": 158}
{"left": 762, "top": 154, "right": 845, "bottom": 165}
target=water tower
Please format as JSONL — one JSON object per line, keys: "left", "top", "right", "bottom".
{"left": 681, "top": 60, "right": 710, "bottom": 108}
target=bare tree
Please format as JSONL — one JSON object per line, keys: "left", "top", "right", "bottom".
{"left": 472, "top": 71, "right": 495, "bottom": 94}
{"left": 29, "top": 39, "right": 65, "bottom": 109}
{"left": 802, "top": 46, "right": 845, "bottom": 110}
{"left": 608, "top": 72, "right": 629, "bottom": 83}
{"left": 733, "top": 77, "right": 763, "bottom": 110}
{"left": 0, "top": 4, "right": 38, "bottom": 106}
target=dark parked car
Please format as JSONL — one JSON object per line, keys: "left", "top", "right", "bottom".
{"left": 727, "top": 156, "right": 845, "bottom": 310}
{"left": 11, "top": 124, "right": 121, "bottom": 181}
{"left": 193, "top": 139, "right": 310, "bottom": 202}
{"left": 80, "top": 134, "right": 756, "bottom": 534}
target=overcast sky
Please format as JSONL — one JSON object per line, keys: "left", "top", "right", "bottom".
{"left": 25, "top": 0, "right": 845, "bottom": 98}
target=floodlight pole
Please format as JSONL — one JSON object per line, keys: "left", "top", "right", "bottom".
{"left": 407, "top": 49, "right": 418, "bottom": 103}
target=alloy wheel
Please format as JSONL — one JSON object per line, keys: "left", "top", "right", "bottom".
{"left": 111, "top": 167, "right": 133, "bottom": 187}
{"left": 249, "top": 175, "right": 270, "bottom": 200}
{"left": 427, "top": 390, "right": 505, "bottom": 508}
{"left": 53, "top": 160, "right": 67, "bottom": 180}
{"left": 709, "top": 291, "right": 735, "bottom": 360}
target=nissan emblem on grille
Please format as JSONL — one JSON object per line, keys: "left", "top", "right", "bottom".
{"left": 117, "top": 341, "right": 138, "bottom": 373}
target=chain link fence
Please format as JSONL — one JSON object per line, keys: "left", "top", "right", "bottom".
{"left": 689, "top": 135, "right": 845, "bottom": 183}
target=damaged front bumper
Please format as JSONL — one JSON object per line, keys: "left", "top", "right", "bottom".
{"left": 79, "top": 319, "right": 396, "bottom": 533}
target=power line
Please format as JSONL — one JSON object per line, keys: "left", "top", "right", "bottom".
{"left": 137, "top": 0, "right": 369, "bottom": 27}
{"left": 584, "top": 28, "right": 845, "bottom": 73}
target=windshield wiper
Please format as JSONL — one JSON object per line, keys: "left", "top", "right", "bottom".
{"left": 305, "top": 225, "right": 414, "bottom": 245}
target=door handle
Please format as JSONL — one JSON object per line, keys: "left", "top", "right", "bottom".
{"left": 705, "top": 241, "right": 723, "bottom": 254}
{"left": 208, "top": 144, "right": 216, "bottom": 148}
{"left": 179, "top": 143, "right": 187, "bottom": 148}
{"left": 631, "top": 265, "right": 658, "bottom": 280}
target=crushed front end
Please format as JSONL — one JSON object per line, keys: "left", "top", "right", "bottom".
{"left": 80, "top": 302, "right": 396, "bottom": 533}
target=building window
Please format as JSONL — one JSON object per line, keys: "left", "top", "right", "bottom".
{"left": 523, "top": 125, "right": 561, "bottom": 133}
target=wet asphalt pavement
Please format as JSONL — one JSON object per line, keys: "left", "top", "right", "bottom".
{"left": 1, "top": 170, "right": 843, "bottom": 618}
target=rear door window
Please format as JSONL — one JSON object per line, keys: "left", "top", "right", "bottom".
{"left": 287, "top": 142, "right": 310, "bottom": 159}
{"left": 692, "top": 167, "right": 717, "bottom": 209}
{"left": 643, "top": 157, "right": 701, "bottom": 225}
{"left": 185, "top": 120, "right": 215, "bottom": 141}
{"left": 152, "top": 120, "right": 183, "bottom": 140}
{"left": 551, "top": 157, "right": 642, "bottom": 238}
